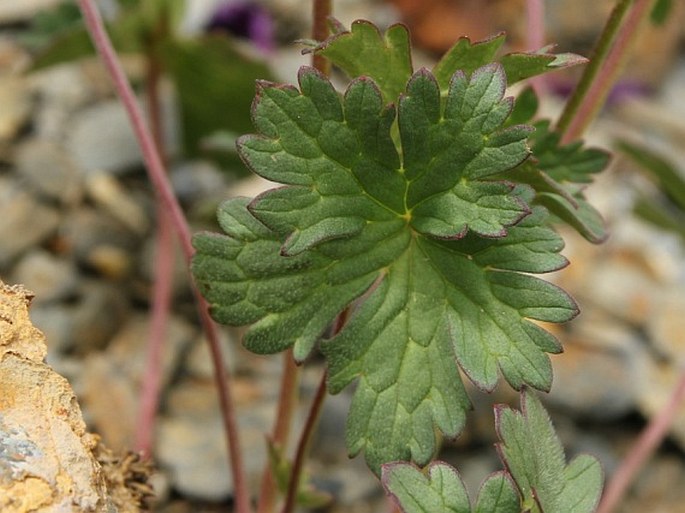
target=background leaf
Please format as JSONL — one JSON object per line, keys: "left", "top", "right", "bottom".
{"left": 496, "top": 390, "right": 603, "bottom": 513}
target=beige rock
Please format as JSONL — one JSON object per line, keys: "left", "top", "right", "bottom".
{"left": 0, "top": 280, "right": 152, "bottom": 511}
{"left": 0, "top": 281, "right": 110, "bottom": 511}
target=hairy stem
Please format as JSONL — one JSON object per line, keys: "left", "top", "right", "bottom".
{"left": 77, "top": 2, "right": 252, "bottom": 512}
{"left": 557, "top": 0, "right": 656, "bottom": 143}
{"left": 597, "top": 367, "right": 685, "bottom": 513}
{"left": 256, "top": 351, "right": 301, "bottom": 513}
{"left": 134, "top": 30, "right": 174, "bottom": 458}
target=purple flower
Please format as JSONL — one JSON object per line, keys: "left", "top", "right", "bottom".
{"left": 207, "top": 1, "right": 275, "bottom": 54}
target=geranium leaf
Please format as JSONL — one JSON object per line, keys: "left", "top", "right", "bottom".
{"left": 193, "top": 36, "right": 579, "bottom": 474}
{"left": 433, "top": 34, "right": 506, "bottom": 94}
{"left": 500, "top": 49, "right": 587, "bottom": 84}
{"left": 495, "top": 389, "right": 603, "bottom": 513}
{"left": 474, "top": 472, "right": 520, "bottom": 513}
{"left": 529, "top": 121, "right": 610, "bottom": 184}
{"left": 312, "top": 19, "right": 413, "bottom": 103}
{"left": 382, "top": 461, "right": 472, "bottom": 513}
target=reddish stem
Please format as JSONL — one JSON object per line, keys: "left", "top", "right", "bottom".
{"left": 280, "top": 310, "right": 349, "bottom": 513}
{"left": 596, "top": 367, "right": 685, "bottom": 513}
{"left": 559, "top": 0, "right": 656, "bottom": 144}
{"left": 77, "top": 2, "right": 252, "bottom": 512}
{"left": 134, "top": 31, "right": 174, "bottom": 458}
{"left": 256, "top": 351, "right": 301, "bottom": 513}
{"left": 526, "top": 0, "right": 546, "bottom": 94}
{"left": 312, "top": 0, "right": 332, "bottom": 74}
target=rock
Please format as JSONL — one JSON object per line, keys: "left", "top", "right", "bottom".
{"left": 85, "top": 173, "right": 150, "bottom": 235}
{"left": 60, "top": 207, "right": 140, "bottom": 277}
{"left": 65, "top": 99, "right": 143, "bottom": 174}
{"left": 156, "top": 378, "right": 273, "bottom": 501}
{"left": 0, "top": 0, "right": 62, "bottom": 23}
{"left": 10, "top": 249, "right": 78, "bottom": 303}
{"left": 0, "top": 177, "right": 60, "bottom": 267}
{"left": 81, "top": 314, "right": 196, "bottom": 451}
{"left": 635, "top": 361, "right": 685, "bottom": 451}
{"left": 622, "top": 455, "right": 685, "bottom": 513}
{"left": 546, "top": 315, "right": 644, "bottom": 421}
{"left": 69, "top": 280, "right": 130, "bottom": 353}
{"left": 14, "top": 138, "right": 84, "bottom": 205}
{"left": 0, "top": 76, "right": 31, "bottom": 142}
{"left": 185, "top": 328, "right": 238, "bottom": 379}
{"left": 29, "top": 63, "right": 102, "bottom": 139}
{"left": 65, "top": 90, "right": 178, "bottom": 175}
{"left": 646, "top": 288, "right": 685, "bottom": 364}
{"left": 170, "top": 160, "right": 227, "bottom": 204}
{"left": 0, "top": 280, "right": 114, "bottom": 512}
{"left": 27, "top": 303, "right": 75, "bottom": 356}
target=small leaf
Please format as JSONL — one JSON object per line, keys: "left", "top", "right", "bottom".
{"left": 500, "top": 49, "right": 588, "bottom": 85}
{"left": 313, "top": 19, "right": 413, "bottom": 103}
{"left": 161, "top": 35, "right": 274, "bottom": 170}
{"left": 433, "top": 34, "right": 505, "bottom": 94}
{"left": 530, "top": 121, "right": 610, "bottom": 184}
{"left": 506, "top": 87, "right": 539, "bottom": 126}
{"left": 473, "top": 472, "right": 520, "bottom": 513}
{"left": 495, "top": 389, "right": 603, "bottom": 513}
{"left": 618, "top": 140, "right": 685, "bottom": 210}
{"left": 382, "top": 461, "right": 472, "bottom": 513}
{"left": 267, "top": 441, "right": 333, "bottom": 508}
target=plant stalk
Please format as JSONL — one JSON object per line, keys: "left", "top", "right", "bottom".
{"left": 134, "top": 27, "right": 174, "bottom": 458}
{"left": 597, "top": 367, "right": 685, "bottom": 513}
{"left": 280, "top": 310, "right": 348, "bottom": 513}
{"left": 557, "top": 0, "right": 656, "bottom": 143}
{"left": 312, "top": 0, "right": 332, "bottom": 75}
{"left": 77, "top": 2, "right": 252, "bottom": 512}
{"left": 256, "top": 350, "right": 301, "bottom": 513}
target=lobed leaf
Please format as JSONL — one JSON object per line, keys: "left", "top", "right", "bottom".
{"left": 495, "top": 389, "right": 603, "bottom": 513}
{"left": 383, "top": 464, "right": 520, "bottom": 513}
{"left": 193, "top": 55, "right": 579, "bottom": 473}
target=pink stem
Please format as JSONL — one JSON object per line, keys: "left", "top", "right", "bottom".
{"left": 560, "top": 0, "right": 656, "bottom": 144}
{"left": 526, "top": 0, "right": 546, "bottom": 94}
{"left": 596, "top": 367, "right": 685, "bottom": 513}
{"left": 134, "top": 207, "right": 174, "bottom": 456}
{"left": 77, "top": 2, "right": 252, "bottom": 512}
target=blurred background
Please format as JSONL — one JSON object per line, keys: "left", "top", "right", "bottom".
{"left": 0, "top": 0, "right": 684, "bottom": 511}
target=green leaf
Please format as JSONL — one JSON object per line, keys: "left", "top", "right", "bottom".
{"left": 267, "top": 441, "right": 332, "bottom": 508}
{"left": 618, "top": 140, "right": 685, "bottom": 210}
{"left": 500, "top": 48, "right": 587, "bottom": 85}
{"left": 382, "top": 461, "right": 472, "bottom": 513}
{"left": 433, "top": 34, "right": 505, "bottom": 94}
{"left": 382, "top": 463, "right": 519, "bottom": 513}
{"left": 194, "top": 64, "right": 579, "bottom": 473}
{"left": 433, "top": 36, "right": 586, "bottom": 90}
{"left": 530, "top": 121, "right": 610, "bottom": 184}
{"left": 474, "top": 472, "right": 520, "bottom": 513}
{"left": 312, "top": 19, "right": 413, "bottom": 103}
{"left": 161, "top": 35, "right": 274, "bottom": 170}
{"left": 495, "top": 389, "right": 603, "bottom": 513}
{"left": 651, "top": 0, "right": 673, "bottom": 24}
{"left": 503, "top": 122, "right": 610, "bottom": 243}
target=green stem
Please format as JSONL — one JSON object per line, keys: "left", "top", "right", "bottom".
{"left": 556, "top": 0, "right": 654, "bottom": 142}
{"left": 76, "top": 2, "right": 252, "bottom": 512}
